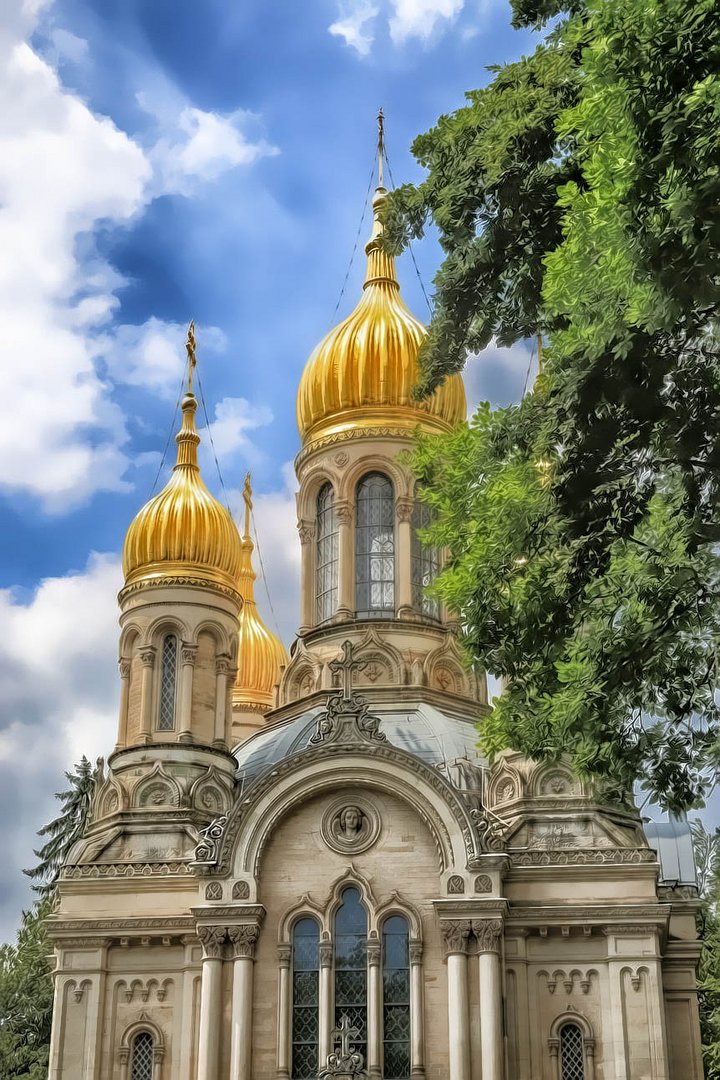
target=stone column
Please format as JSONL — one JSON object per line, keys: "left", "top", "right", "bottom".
{"left": 178, "top": 936, "right": 199, "bottom": 1080}
{"left": 229, "top": 924, "right": 260, "bottom": 1080}
{"left": 297, "top": 520, "right": 315, "bottom": 631}
{"left": 138, "top": 646, "right": 156, "bottom": 743}
{"left": 277, "top": 944, "right": 292, "bottom": 1079}
{"left": 409, "top": 941, "right": 425, "bottom": 1079}
{"left": 214, "top": 655, "right": 232, "bottom": 745}
{"left": 116, "top": 658, "right": 131, "bottom": 748}
{"left": 196, "top": 926, "right": 226, "bottom": 1080}
{"left": 442, "top": 921, "right": 471, "bottom": 1080}
{"left": 336, "top": 501, "right": 354, "bottom": 619}
{"left": 473, "top": 919, "right": 504, "bottom": 1080}
{"left": 395, "top": 497, "right": 414, "bottom": 618}
{"left": 177, "top": 642, "right": 197, "bottom": 743}
{"left": 319, "top": 940, "right": 334, "bottom": 1068}
{"left": 367, "top": 936, "right": 382, "bottom": 1078}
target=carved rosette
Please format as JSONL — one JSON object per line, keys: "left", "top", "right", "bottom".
{"left": 441, "top": 920, "right": 471, "bottom": 957}
{"left": 228, "top": 924, "right": 260, "bottom": 960}
{"left": 198, "top": 925, "right": 226, "bottom": 960}
{"left": 472, "top": 919, "right": 503, "bottom": 954}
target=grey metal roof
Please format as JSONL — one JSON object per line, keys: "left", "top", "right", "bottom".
{"left": 233, "top": 702, "right": 486, "bottom": 788}
{"left": 644, "top": 814, "right": 697, "bottom": 885}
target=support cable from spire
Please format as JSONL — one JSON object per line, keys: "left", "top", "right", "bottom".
{"left": 330, "top": 150, "right": 378, "bottom": 322}
{"left": 382, "top": 150, "right": 434, "bottom": 316}
{"left": 250, "top": 505, "right": 284, "bottom": 641}
{"left": 147, "top": 323, "right": 200, "bottom": 497}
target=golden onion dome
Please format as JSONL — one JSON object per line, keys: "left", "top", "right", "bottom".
{"left": 122, "top": 378, "right": 243, "bottom": 594}
{"left": 296, "top": 186, "right": 466, "bottom": 446}
{"left": 233, "top": 475, "right": 289, "bottom": 711}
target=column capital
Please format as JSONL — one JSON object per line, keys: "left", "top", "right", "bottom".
{"left": 119, "top": 657, "right": 131, "bottom": 679}
{"left": 395, "top": 496, "right": 414, "bottom": 524}
{"left": 139, "top": 646, "right": 157, "bottom": 667}
{"left": 335, "top": 500, "right": 353, "bottom": 525}
{"left": 319, "top": 941, "right": 333, "bottom": 968}
{"left": 367, "top": 939, "right": 381, "bottom": 966}
{"left": 297, "top": 519, "right": 316, "bottom": 545}
{"left": 197, "top": 925, "right": 226, "bottom": 960}
{"left": 278, "top": 943, "right": 292, "bottom": 968}
{"left": 228, "top": 923, "right": 260, "bottom": 960}
{"left": 215, "top": 654, "right": 233, "bottom": 677}
{"left": 441, "top": 919, "right": 472, "bottom": 957}
{"left": 472, "top": 918, "right": 503, "bottom": 954}
{"left": 181, "top": 642, "right": 199, "bottom": 666}
{"left": 409, "top": 941, "right": 423, "bottom": 965}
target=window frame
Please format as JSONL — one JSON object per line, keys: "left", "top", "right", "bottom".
{"left": 157, "top": 632, "right": 179, "bottom": 732}
{"left": 355, "top": 472, "right": 396, "bottom": 619}
{"left": 315, "top": 483, "right": 339, "bottom": 625}
{"left": 411, "top": 495, "right": 440, "bottom": 620}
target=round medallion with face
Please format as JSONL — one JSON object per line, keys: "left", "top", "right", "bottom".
{"left": 321, "top": 796, "right": 381, "bottom": 854}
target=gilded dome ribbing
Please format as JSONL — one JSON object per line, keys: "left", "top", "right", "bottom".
{"left": 233, "top": 475, "right": 289, "bottom": 711}
{"left": 296, "top": 187, "right": 466, "bottom": 446}
{"left": 122, "top": 391, "right": 243, "bottom": 593}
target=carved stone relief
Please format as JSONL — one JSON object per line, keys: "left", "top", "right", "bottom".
{"left": 447, "top": 875, "right": 465, "bottom": 895}
{"left": 205, "top": 882, "right": 223, "bottom": 901}
{"left": 232, "top": 880, "right": 250, "bottom": 900}
{"left": 322, "top": 797, "right": 381, "bottom": 855}
{"left": 474, "top": 874, "right": 493, "bottom": 894}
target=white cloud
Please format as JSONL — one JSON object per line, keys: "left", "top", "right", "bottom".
{"left": 329, "top": 0, "right": 380, "bottom": 55}
{"left": 198, "top": 396, "right": 274, "bottom": 466}
{"left": 463, "top": 339, "right": 535, "bottom": 413}
{"left": 329, "top": 0, "right": 465, "bottom": 52}
{"left": 98, "top": 318, "right": 227, "bottom": 399}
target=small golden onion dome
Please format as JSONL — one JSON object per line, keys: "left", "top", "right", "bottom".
{"left": 296, "top": 186, "right": 466, "bottom": 446}
{"left": 233, "top": 475, "right": 289, "bottom": 711}
{"left": 122, "top": 390, "right": 244, "bottom": 593}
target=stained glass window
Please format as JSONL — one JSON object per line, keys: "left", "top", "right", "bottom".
{"left": 356, "top": 474, "right": 394, "bottom": 618}
{"left": 411, "top": 496, "right": 439, "bottom": 619}
{"left": 382, "top": 916, "right": 410, "bottom": 1079}
{"left": 316, "top": 484, "right": 338, "bottom": 623}
{"left": 157, "top": 634, "right": 178, "bottom": 731}
{"left": 334, "top": 888, "right": 368, "bottom": 1062}
{"left": 560, "top": 1023, "right": 586, "bottom": 1080}
{"left": 131, "top": 1031, "right": 154, "bottom": 1080}
{"left": 292, "top": 918, "right": 320, "bottom": 1079}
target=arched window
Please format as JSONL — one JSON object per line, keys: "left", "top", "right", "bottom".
{"left": 316, "top": 484, "right": 338, "bottom": 623}
{"left": 131, "top": 1031, "right": 154, "bottom": 1080}
{"left": 157, "top": 633, "right": 178, "bottom": 731}
{"left": 382, "top": 916, "right": 411, "bottom": 1080}
{"left": 411, "top": 497, "right": 439, "bottom": 619}
{"left": 334, "top": 888, "right": 368, "bottom": 1061}
{"left": 292, "top": 918, "right": 320, "bottom": 1079}
{"left": 560, "top": 1023, "right": 586, "bottom": 1080}
{"left": 356, "top": 473, "right": 394, "bottom": 618}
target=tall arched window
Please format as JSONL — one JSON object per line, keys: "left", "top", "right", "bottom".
{"left": 356, "top": 473, "right": 394, "bottom": 618}
{"left": 411, "top": 497, "right": 440, "bottom": 619}
{"left": 382, "top": 916, "right": 411, "bottom": 1080}
{"left": 131, "top": 1031, "right": 154, "bottom": 1080}
{"left": 334, "top": 888, "right": 368, "bottom": 1061}
{"left": 292, "top": 918, "right": 320, "bottom": 1079}
{"left": 316, "top": 484, "right": 338, "bottom": 624}
{"left": 560, "top": 1023, "right": 586, "bottom": 1080}
{"left": 157, "top": 633, "right": 178, "bottom": 731}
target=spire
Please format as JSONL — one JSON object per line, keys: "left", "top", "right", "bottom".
{"left": 174, "top": 321, "right": 201, "bottom": 470}
{"left": 364, "top": 108, "right": 397, "bottom": 291}
{"left": 238, "top": 472, "right": 257, "bottom": 602}
{"left": 377, "top": 106, "right": 385, "bottom": 189}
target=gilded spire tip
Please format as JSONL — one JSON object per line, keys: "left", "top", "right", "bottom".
{"left": 377, "top": 107, "right": 385, "bottom": 189}
{"left": 242, "top": 472, "right": 253, "bottom": 540}
{"left": 185, "top": 320, "right": 197, "bottom": 393}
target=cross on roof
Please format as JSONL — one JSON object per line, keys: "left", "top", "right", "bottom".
{"left": 329, "top": 641, "right": 368, "bottom": 700}
{"left": 332, "top": 1013, "right": 360, "bottom": 1058}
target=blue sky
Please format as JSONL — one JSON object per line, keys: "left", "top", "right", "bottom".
{"left": 0, "top": 0, "right": 552, "bottom": 940}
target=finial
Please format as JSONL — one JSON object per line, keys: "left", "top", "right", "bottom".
{"left": 377, "top": 107, "right": 385, "bottom": 189}
{"left": 185, "top": 320, "right": 197, "bottom": 392}
{"left": 242, "top": 471, "right": 253, "bottom": 539}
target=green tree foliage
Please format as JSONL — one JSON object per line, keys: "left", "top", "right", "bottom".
{"left": 0, "top": 900, "right": 54, "bottom": 1080}
{"left": 386, "top": 0, "right": 720, "bottom": 808}
{"left": 24, "top": 756, "right": 96, "bottom": 900}
{"left": 0, "top": 758, "right": 97, "bottom": 1074}
{"left": 691, "top": 820, "right": 720, "bottom": 1076}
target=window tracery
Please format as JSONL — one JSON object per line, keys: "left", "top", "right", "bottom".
{"left": 157, "top": 633, "right": 178, "bottom": 731}
{"left": 355, "top": 473, "right": 395, "bottom": 617}
{"left": 316, "top": 484, "right": 338, "bottom": 623}
{"left": 292, "top": 918, "right": 320, "bottom": 1079}
{"left": 382, "top": 915, "right": 411, "bottom": 1079}
{"left": 130, "top": 1031, "right": 154, "bottom": 1080}
{"left": 560, "top": 1023, "right": 586, "bottom": 1080}
{"left": 334, "top": 888, "right": 368, "bottom": 1063}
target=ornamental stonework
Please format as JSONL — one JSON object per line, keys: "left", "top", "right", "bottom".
{"left": 322, "top": 796, "right": 381, "bottom": 855}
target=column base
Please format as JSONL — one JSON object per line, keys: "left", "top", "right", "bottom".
{"left": 177, "top": 731, "right": 194, "bottom": 744}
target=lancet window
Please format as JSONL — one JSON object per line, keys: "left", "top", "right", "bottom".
{"left": 382, "top": 916, "right": 411, "bottom": 1079}
{"left": 130, "top": 1031, "right": 154, "bottom": 1080}
{"left": 411, "top": 496, "right": 439, "bottom": 619}
{"left": 560, "top": 1023, "right": 586, "bottom": 1080}
{"left": 355, "top": 473, "right": 395, "bottom": 618}
{"left": 316, "top": 483, "right": 339, "bottom": 623}
{"left": 292, "top": 919, "right": 320, "bottom": 1080}
{"left": 334, "top": 888, "right": 368, "bottom": 1061}
{"left": 157, "top": 633, "right": 178, "bottom": 731}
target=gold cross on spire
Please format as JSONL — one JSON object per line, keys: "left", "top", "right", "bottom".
{"left": 242, "top": 471, "right": 253, "bottom": 539}
{"left": 185, "top": 320, "right": 197, "bottom": 392}
{"left": 377, "top": 106, "right": 385, "bottom": 188}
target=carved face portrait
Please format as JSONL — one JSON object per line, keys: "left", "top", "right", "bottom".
{"left": 339, "top": 806, "right": 363, "bottom": 836}
{"left": 323, "top": 797, "right": 380, "bottom": 854}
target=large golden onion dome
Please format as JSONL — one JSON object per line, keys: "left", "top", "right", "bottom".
{"left": 233, "top": 475, "right": 289, "bottom": 711}
{"left": 122, "top": 353, "right": 244, "bottom": 593}
{"left": 296, "top": 185, "right": 466, "bottom": 446}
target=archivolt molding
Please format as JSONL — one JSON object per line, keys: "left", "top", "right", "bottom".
{"left": 295, "top": 466, "right": 343, "bottom": 524}
{"left": 277, "top": 870, "right": 422, "bottom": 943}
{"left": 336, "top": 454, "right": 411, "bottom": 506}
{"left": 215, "top": 740, "right": 486, "bottom": 880}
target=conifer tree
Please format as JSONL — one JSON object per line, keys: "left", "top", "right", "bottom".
{"left": 24, "top": 756, "right": 96, "bottom": 899}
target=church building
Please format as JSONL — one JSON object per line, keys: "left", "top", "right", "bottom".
{"left": 47, "top": 160, "right": 704, "bottom": 1080}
